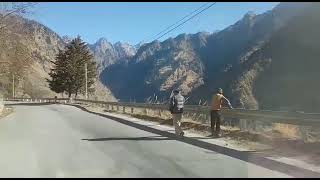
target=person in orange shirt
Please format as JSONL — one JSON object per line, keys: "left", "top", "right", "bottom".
{"left": 210, "top": 88, "right": 233, "bottom": 137}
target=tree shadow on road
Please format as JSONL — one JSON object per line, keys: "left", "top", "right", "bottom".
{"left": 82, "top": 135, "right": 173, "bottom": 141}
{"left": 82, "top": 135, "right": 216, "bottom": 142}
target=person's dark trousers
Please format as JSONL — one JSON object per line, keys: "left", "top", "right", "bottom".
{"left": 210, "top": 110, "right": 221, "bottom": 134}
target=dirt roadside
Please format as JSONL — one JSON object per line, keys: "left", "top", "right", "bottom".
{"left": 0, "top": 106, "right": 13, "bottom": 120}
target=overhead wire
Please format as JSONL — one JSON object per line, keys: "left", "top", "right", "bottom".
{"left": 147, "top": 2, "right": 212, "bottom": 42}
{"left": 154, "top": 2, "right": 217, "bottom": 41}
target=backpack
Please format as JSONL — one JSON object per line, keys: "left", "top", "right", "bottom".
{"left": 170, "top": 94, "right": 184, "bottom": 113}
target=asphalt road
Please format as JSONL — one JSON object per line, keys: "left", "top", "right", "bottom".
{"left": 0, "top": 103, "right": 291, "bottom": 178}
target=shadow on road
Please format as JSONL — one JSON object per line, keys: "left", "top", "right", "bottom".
{"left": 82, "top": 135, "right": 173, "bottom": 141}
{"left": 71, "top": 104, "right": 320, "bottom": 177}
{"left": 82, "top": 135, "right": 215, "bottom": 142}
{"left": 66, "top": 104, "right": 320, "bottom": 177}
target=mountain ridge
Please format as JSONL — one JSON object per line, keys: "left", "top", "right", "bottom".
{"left": 100, "top": 2, "right": 316, "bottom": 111}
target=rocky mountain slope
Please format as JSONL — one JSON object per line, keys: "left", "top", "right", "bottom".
{"left": 89, "top": 38, "right": 136, "bottom": 74}
{"left": 101, "top": 2, "right": 313, "bottom": 110}
{"left": 0, "top": 15, "right": 116, "bottom": 101}
{"left": 232, "top": 3, "right": 320, "bottom": 112}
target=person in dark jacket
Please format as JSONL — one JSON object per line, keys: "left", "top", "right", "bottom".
{"left": 169, "top": 89, "right": 185, "bottom": 136}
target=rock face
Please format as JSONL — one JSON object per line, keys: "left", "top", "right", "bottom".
{"left": 0, "top": 15, "right": 116, "bottom": 101}
{"left": 101, "top": 2, "right": 314, "bottom": 110}
{"left": 89, "top": 38, "right": 136, "bottom": 74}
{"left": 236, "top": 3, "right": 320, "bottom": 112}
{"left": 100, "top": 32, "right": 209, "bottom": 102}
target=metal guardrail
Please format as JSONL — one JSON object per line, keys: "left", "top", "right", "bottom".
{"left": 6, "top": 97, "right": 320, "bottom": 127}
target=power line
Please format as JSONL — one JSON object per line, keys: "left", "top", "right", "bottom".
{"left": 147, "top": 2, "right": 211, "bottom": 42}
{"left": 155, "top": 2, "right": 217, "bottom": 41}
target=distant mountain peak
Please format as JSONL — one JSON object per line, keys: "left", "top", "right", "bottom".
{"left": 114, "top": 41, "right": 123, "bottom": 46}
{"left": 244, "top": 11, "right": 256, "bottom": 17}
{"left": 93, "top": 38, "right": 113, "bottom": 52}
{"left": 89, "top": 38, "right": 137, "bottom": 74}
{"left": 61, "top": 35, "right": 73, "bottom": 44}
{"left": 114, "top": 41, "right": 131, "bottom": 47}
{"left": 113, "top": 41, "right": 136, "bottom": 58}
{"left": 97, "top": 37, "right": 108, "bottom": 43}
{"left": 242, "top": 11, "right": 257, "bottom": 24}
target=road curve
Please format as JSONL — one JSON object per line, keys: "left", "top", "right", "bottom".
{"left": 0, "top": 103, "right": 291, "bottom": 178}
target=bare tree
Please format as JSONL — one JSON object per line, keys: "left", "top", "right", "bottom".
{"left": 0, "top": 2, "right": 36, "bottom": 69}
{"left": 0, "top": 2, "right": 36, "bottom": 97}
{"left": 0, "top": 41, "right": 31, "bottom": 97}
{"left": 0, "top": 2, "right": 37, "bottom": 32}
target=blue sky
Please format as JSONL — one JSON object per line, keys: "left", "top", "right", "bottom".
{"left": 28, "top": 2, "right": 279, "bottom": 45}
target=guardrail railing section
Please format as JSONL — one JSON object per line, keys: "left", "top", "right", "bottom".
{"left": 6, "top": 97, "right": 320, "bottom": 142}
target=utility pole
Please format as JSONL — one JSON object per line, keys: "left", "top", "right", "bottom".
{"left": 12, "top": 74, "right": 15, "bottom": 98}
{"left": 85, "top": 63, "right": 88, "bottom": 100}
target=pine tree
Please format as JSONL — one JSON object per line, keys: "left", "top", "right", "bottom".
{"left": 47, "top": 36, "right": 96, "bottom": 98}
{"left": 47, "top": 49, "right": 67, "bottom": 94}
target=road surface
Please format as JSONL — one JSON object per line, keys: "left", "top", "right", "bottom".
{"left": 0, "top": 103, "right": 291, "bottom": 178}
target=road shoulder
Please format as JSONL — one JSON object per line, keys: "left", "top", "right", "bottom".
{"left": 0, "top": 106, "right": 13, "bottom": 120}
{"left": 67, "top": 103, "right": 320, "bottom": 177}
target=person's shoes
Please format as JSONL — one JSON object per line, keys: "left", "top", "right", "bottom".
{"left": 180, "top": 132, "right": 185, "bottom": 136}
{"left": 215, "top": 133, "right": 222, "bottom": 138}
{"left": 208, "top": 132, "right": 215, "bottom": 137}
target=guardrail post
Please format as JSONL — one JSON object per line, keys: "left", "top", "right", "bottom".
{"left": 240, "top": 119, "right": 247, "bottom": 131}
{"left": 249, "top": 120, "right": 256, "bottom": 132}
{"left": 123, "top": 106, "right": 125, "bottom": 113}
{"left": 111, "top": 105, "right": 114, "bottom": 111}
{"left": 131, "top": 107, "right": 134, "bottom": 114}
{"left": 158, "top": 109, "right": 162, "bottom": 117}
{"left": 202, "top": 113, "right": 207, "bottom": 124}
{"left": 207, "top": 112, "right": 211, "bottom": 124}
{"left": 253, "top": 120, "right": 257, "bottom": 132}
